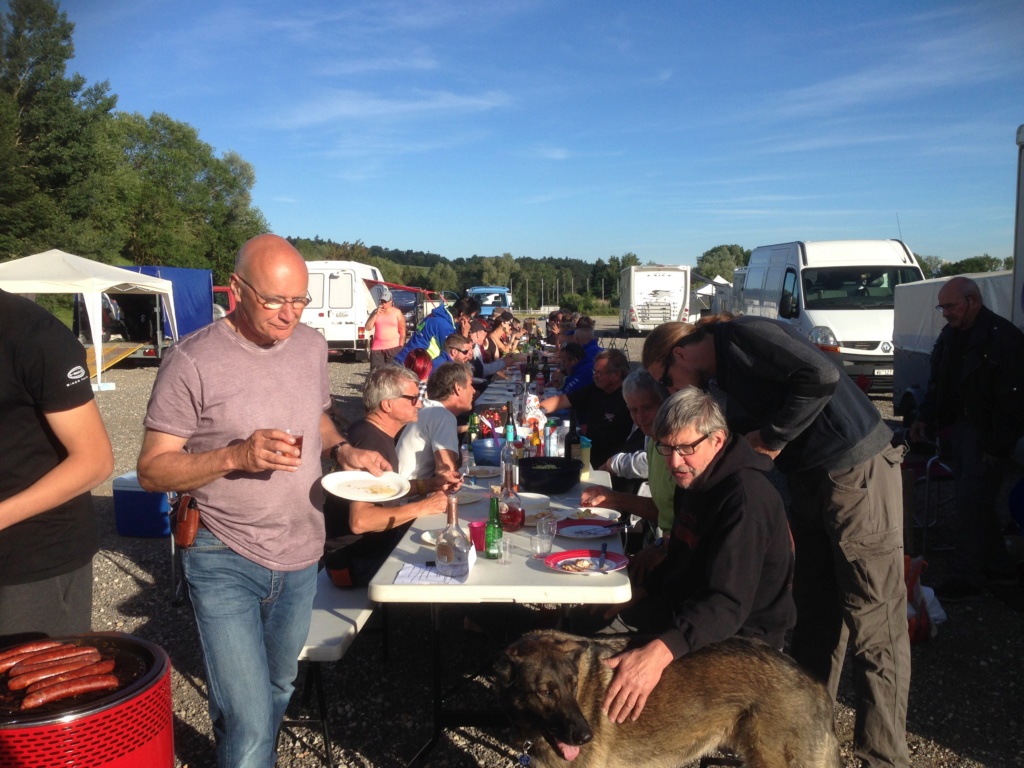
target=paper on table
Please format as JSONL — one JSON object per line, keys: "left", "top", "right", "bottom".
{"left": 395, "top": 563, "right": 469, "bottom": 585}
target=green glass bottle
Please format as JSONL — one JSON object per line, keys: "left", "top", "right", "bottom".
{"left": 485, "top": 496, "right": 503, "bottom": 559}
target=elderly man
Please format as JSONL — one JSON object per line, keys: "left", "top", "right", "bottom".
{"left": 539, "top": 349, "right": 633, "bottom": 469}
{"left": 644, "top": 317, "right": 910, "bottom": 768}
{"left": 595, "top": 387, "right": 796, "bottom": 724}
{"left": 910, "top": 276, "right": 1024, "bottom": 600}
{"left": 137, "top": 234, "right": 387, "bottom": 768}
{"left": 397, "top": 361, "right": 476, "bottom": 484}
{"left": 0, "top": 289, "right": 114, "bottom": 636}
{"left": 324, "top": 366, "right": 454, "bottom": 586}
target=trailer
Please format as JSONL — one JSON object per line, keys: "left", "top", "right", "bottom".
{"left": 619, "top": 265, "right": 692, "bottom": 334}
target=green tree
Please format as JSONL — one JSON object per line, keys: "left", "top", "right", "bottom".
{"left": 0, "top": 0, "right": 117, "bottom": 259}
{"left": 915, "top": 254, "right": 944, "bottom": 279}
{"left": 697, "top": 244, "right": 750, "bottom": 281}
{"left": 938, "top": 254, "right": 1007, "bottom": 277}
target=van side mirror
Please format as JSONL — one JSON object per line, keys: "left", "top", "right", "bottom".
{"left": 779, "top": 292, "right": 798, "bottom": 319}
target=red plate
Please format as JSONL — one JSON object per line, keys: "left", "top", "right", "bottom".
{"left": 544, "top": 549, "right": 628, "bottom": 573}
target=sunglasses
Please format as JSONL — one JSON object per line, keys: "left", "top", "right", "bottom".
{"left": 392, "top": 394, "right": 422, "bottom": 404}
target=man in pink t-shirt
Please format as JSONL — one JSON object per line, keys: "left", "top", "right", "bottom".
{"left": 366, "top": 287, "right": 406, "bottom": 371}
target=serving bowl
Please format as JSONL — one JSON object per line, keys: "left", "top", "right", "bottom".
{"left": 471, "top": 437, "right": 504, "bottom": 466}
{"left": 518, "top": 457, "right": 583, "bottom": 494}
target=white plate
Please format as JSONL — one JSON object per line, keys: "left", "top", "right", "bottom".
{"left": 557, "top": 519, "right": 622, "bottom": 539}
{"left": 421, "top": 527, "right": 468, "bottom": 546}
{"left": 524, "top": 508, "right": 565, "bottom": 527}
{"left": 321, "top": 471, "right": 410, "bottom": 503}
{"left": 563, "top": 507, "right": 619, "bottom": 521}
{"left": 463, "top": 465, "right": 500, "bottom": 479}
{"left": 455, "top": 487, "right": 488, "bottom": 504}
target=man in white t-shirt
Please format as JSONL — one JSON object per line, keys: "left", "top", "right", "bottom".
{"left": 397, "top": 361, "right": 476, "bottom": 486}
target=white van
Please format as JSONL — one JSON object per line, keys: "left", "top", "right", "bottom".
{"left": 301, "top": 260, "right": 385, "bottom": 360}
{"left": 733, "top": 240, "right": 924, "bottom": 392}
{"left": 619, "top": 265, "right": 692, "bottom": 334}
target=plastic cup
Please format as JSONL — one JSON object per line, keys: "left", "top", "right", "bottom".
{"left": 498, "top": 537, "right": 514, "bottom": 565}
{"left": 468, "top": 521, "right": 486, "bottom": 552}
{"left": 277, "top": 429, "right": 303, "bottom": 457}
{"left": 536, "top": 516, "right": 558, "bottom": 539}
{"left": 530, "top": 534, "right": 553, "bottom": 558}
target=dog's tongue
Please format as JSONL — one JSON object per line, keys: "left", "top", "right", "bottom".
{"left": 557, "top": 742, "right": 581, "bottom": 761}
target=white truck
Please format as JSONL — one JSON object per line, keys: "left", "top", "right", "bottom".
{"left": 619, "top": 265, "right": 692, "bottom": 334}
{"left": 732, "top": 240, "right": 924, "bottom": 393}
{"left": 301, "top": 260, "right": 385, "bottom": 360}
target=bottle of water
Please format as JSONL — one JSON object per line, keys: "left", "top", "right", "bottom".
{"left": 435, "top": 493, "right": 470, "bottom": 577}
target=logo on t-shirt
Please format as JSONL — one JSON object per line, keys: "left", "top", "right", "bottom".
{"left": 67, "top": 366, "right": 87, "bottom": 381}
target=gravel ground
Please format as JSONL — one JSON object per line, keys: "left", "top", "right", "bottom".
{"left": 88, "top": 318, "right": 1024, "bottom": 768}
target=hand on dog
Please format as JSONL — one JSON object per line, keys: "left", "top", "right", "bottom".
{"left": 601, "top": 639, "right": 673, "bottom": 723}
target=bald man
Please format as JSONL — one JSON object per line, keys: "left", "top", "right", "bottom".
{"left": 910, "top": 275, "right": 1024, "bottom": 602}
{"left": 137, "top": 234, "right": 386, "bottom": 767}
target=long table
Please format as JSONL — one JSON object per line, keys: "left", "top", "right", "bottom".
{"left": 367, "top": 473, "right": 630, "bottom": 765}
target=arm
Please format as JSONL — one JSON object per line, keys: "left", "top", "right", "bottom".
{"left": 603, "top": 449, "right": 649, "bottom": 479}
{"left": 365, "top": 307, "right": 379, "bottom": 332}
{"left": 0, "top": 401, "right": 114, "bottom": 532}
{"left": 579, "top": 486, "right": 660, "bottom": 522}
{"left": 348, "top": 491, "right": 448, "bottom": 534}
{"left": 322, "top": 412, "right": 391, "bottom": 475}
{"left": 539, "top": 393, "right": 570, "bottom": 414}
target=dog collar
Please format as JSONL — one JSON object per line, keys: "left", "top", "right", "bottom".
{"left": 517, "top": 740, "right": 533, "bottom": 766}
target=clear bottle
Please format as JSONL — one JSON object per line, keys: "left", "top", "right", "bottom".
{"left": 498, "top": 437, "right": 525, "bottom": 532}
{"left": 435, "top": 493, "right": 471, "bottom": 577}
{"left": 501, "top": 422, "right": 517, "bottom": 482}
{"left": 485, "top": 496, "right": 503, "bottom": 559}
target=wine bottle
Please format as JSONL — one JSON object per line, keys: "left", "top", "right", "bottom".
{"left": 485, "top": 496, "right": 503, "bottom": 559}
{"left": 498, "top": 426, "right": 525, "bottom": 532}
{"left": 435, "top": 493, "right": 471, "bottom": 577}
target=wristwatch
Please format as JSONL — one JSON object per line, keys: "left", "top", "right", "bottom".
{"left": 329, "top": 440, "right": 348, "bottom": 464}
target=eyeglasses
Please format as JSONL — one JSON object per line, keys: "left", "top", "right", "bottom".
{"left": 655, "top": 434, "right": 709, "bottom": 457}
{"left": 592, "top": 368, "right": 612, "bottom": 377}
{"left": 658, "top": 348, "right": 677, "bottom": 389}
{"left": 235, "top": 274, "right": 311, "bottom": 311}
{"left": 935, "top": 300, "right": 963, "bottom": 313}
{"left": 392, "top": 393, "right": 422, "bottom": 404}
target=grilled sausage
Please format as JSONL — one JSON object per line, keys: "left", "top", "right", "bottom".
{"left": 6, "top": 650, "right": 101, "bottom": 678}
{"left": 24, "top": 659, "right": 116, "bottom": 694}
{"left": 20, "top": 675, "right": 119, "bottom": 710}
{"left": 7, "top": 654, "right": 102, "bottom": 691}
{"left": 6, "top": 645, "right": 97, "bottom": 675}
{"left": 0, "top": 642, "right": 68, "bottom": 673}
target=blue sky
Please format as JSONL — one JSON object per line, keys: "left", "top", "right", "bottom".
{"left": 61, "top": 0, "right": 1024, "bottom": 266}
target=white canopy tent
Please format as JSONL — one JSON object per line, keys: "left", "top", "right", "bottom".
{"left": 0, "top": 249, "right": 179, "bottom": 390}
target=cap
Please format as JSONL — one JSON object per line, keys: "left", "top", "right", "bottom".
{"left": 379, "top": 288, "right": 392, "bottom": 302}
{"left": 470, "top": 320, "right": 488, "bottom": 333}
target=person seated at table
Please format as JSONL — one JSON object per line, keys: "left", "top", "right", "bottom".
{"left": 574, "top": 315, "right": 602, "bottom": 367}
{"left": 468, "top": 321, "right": 508, "bottom": 382}
{"left": 583, "top": 387, "right": 797, "bottom": 725}
{"left": 486, "top": 312, "right": 522, "bottom": 359}
{"left": 403, "top": 347, "right": 432, "bottom": 403}
{"left": 538, "top": 349, "right": 632, "bottom": 469}
{"left": 397, "top": 362, "right": 476, "bottom": 487}
{"left": 430, "top": 333, "right": 475, "bottom": 374}
{"left": 546, "top": 341, "right": 593, "bottom": 398}
{"left": 323, "top": 366, "right": 458, "bottom": 587}
{"left": 546, "top": 310, "right": 563, "bottom": 344}
{"left": 395, "top": 296, "right": 480, "bottom": 364}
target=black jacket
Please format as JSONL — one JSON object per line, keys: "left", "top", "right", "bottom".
{"left": 918, "top": 305, "right": 1024, "bottom": 458}
{"left": 647, "top": 434, "right": 795, "bottom": 659}
{"left": 710, "top": 316, "right": 891, "bottom": 473}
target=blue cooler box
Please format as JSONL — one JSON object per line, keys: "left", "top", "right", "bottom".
{"left": 113, "top": 471, "right": 171, "bottom": 537}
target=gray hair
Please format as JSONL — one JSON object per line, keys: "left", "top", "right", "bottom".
{"left": 364, "top": 365, "right": 419, "bottom": 413}
{"left": 622, "top": 369, "right": 667, "bottom": 402}
{"left": 652, "top": 386, "right": 728, "bottom": 443}
{"left": 595, "top": 349, "right": 630, "bottom": 377}
{"left": 428, "top": 361, "right": 472, "bottom": 401}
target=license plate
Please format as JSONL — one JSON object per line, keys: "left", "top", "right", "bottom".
{"left": 874, "top": 368, "right": 893, "bottom": 377}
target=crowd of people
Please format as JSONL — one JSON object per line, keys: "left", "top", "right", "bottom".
{"left": 6, "top": 234, "right": 1022, "bottom": 768}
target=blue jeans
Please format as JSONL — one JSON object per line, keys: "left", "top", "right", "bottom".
{"left": 182, "top": 528, "right": 318, "bottom": 768}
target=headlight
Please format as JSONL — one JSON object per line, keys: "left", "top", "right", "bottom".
{"left": 808, "top": 326, "right": 839, "bottom": 347}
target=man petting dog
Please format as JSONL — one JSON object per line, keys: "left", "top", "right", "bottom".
{"left": 589, "top": 387, "right": 796, "bottom": 726}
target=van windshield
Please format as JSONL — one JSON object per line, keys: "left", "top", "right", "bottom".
{"left": 802, "top": 267, "right": 922, "bottom": 310}
{"left": 471, "top": 291, "right": 510, "bottom": 309}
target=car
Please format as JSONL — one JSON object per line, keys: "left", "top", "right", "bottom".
{"left": 389, "top": 289, "right": 420, "bottom": 334}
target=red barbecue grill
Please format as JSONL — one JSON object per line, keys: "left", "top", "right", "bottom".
{"left": 0, "top": 633, "right": 173, "bottom": 768}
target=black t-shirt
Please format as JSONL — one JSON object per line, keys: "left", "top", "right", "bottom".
{"left": 566, "top": 384, "right": 633, "bottom": 469}
{"left": 323, "top": 419, "right": 408, "bottom": 585}
{"left": 0, "top": 290, "right": 99, "bottom": 585}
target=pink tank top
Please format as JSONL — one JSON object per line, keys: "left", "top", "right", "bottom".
{"left": 372, "top": 309, "right": 403, "bottom": 350}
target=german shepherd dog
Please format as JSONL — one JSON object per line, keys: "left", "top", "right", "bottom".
{"left": 495, "top": 630, "right": 840, "bottom": 768}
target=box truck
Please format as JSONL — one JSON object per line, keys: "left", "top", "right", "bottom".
{"left": 301, "top": 260, "right": 385, "bottom": 360}
{"left": 732, "top": 240, "right": 924, "bottom": 392}
{"left": 619, "top": 265, "right": 692, "bottom": 334}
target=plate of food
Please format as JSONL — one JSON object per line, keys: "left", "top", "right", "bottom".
{"left": 524, "top": 508, "right": 564, "bottom": 527}
{"left": 463, "top": 465, "right": 501, "bottom": 479}
{"left": 421, "top": 526, "right": 468, "bottom": 546}
{"left": 565, "top": 507, "right": 619, "bottom": 521}
{"left": 321, "top": 471, "right": 410, "bottom": 503}
{"left": 556, "top": 518, "right": 623, "bottom": 539}
{"left": 544, "top": 549, "right": 628, "bottom": 574}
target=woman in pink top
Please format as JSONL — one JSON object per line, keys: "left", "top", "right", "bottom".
{"left": 366, "top": 288, "right": 407, "bottom": 371}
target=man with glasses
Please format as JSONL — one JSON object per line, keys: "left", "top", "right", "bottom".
{"left": 579, "top": 387, "right": 795, "bottom": 725}
{"left": 641, "top": 316, "right": 911, "bottom": 768}
{"left": 910, "top": 276, "right": 1024, "bottom": 602}
{"left": 323, "top": 366, "right": 454, "bottom": 587}
{"left": 137, "top": 234, "right": 388, "bottom": 768}
{"left": 430, "top": 333, "right": 474, "bottom": 374}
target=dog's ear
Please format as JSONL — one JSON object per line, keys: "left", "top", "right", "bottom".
{"left": 494, "top": 640, "right": 528, "bottom": 688}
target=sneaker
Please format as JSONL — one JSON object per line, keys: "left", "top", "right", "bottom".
{"left": 934, "top": 579, "right": 984, "bottom": 602}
